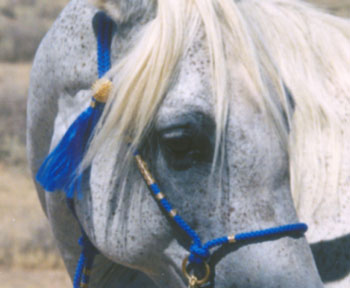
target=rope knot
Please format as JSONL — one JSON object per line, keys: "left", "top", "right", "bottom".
{"left": 189, "top": 244, "right": 210, "bottom": 264}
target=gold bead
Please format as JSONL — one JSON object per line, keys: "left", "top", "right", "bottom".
{"left": 169, "top": 209, "right": 177, "bottom": 218}
{"left": 228, "top": 235, "right": 236, "bottom": 243}
{"left": 92, "top": 79, "right": 113, "bottom": 103}
{"left": 155, "top": 192, "right": 165, "bottom": 201}
{"left": 134, "top": 155, "right": 155, "bottom": 185}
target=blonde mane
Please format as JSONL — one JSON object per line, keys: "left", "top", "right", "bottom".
{"left": 87, "top": 0, "right": 350, "bottom": 238}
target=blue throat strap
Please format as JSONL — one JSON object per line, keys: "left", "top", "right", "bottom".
{"left": 36, "top": 11, "right": 308, "bottom": 288}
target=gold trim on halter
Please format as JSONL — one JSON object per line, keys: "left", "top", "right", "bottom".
{"left": 169, "top": 209, "right": 177, "bottom": 218}
{"left": 91, "top": 78, "right": 113, "bottom": 104}
{"left": 155, "top": 192, "right": 165, "bottom": 200}
{"left": 134, "top": 155, "right": 156, "bottom": 185}
{"left": 228, "top": 235, "right": 236, "bottom": 243}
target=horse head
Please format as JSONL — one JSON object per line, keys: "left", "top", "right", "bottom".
{"left": 29, "top": 0, "right": 350, "bottom": 287}
{"left": 70, "top": 1, "right": 323, "bottom": 287}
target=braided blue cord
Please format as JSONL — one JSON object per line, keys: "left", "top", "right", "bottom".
{"left": 81, "top": 256, "right": 94, "bottom": 286}
{"left": 134, "top": 149, "right": 308, "bottom": 265}
{"left": 173, "top": 215, "right": 202, "bottom": 245}
{"left": 70, "top": 13, "right": 113, "bottom": 288}
{"left": 159, "top": 198, "right": 173, "bottom": 212}
{"left": 185, "top": 224, "right": 308, "bottom": 264}
{"left": 73, "top": 238, "right": 86, "bottom": 288}
{"left": 97, "top": 13, "right": 112, "bottom": 77}
{"left": 135, "top": 152, "right": 203, "bottom": 246}
{"left": 73, "top": 235, "right": 98, "bottom": 288}
{"left": 234, "top": 223, "right": 308, "bottom": 242}
{"left": 204, "top": 237, "right": 229, "bottom": 250}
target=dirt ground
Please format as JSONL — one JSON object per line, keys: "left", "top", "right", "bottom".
{"left": 0, "top": 1, "right": 349, "bottom": 288}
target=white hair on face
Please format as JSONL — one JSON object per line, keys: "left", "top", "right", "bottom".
{"left": 86, "top": 0, "right": 350, "bottom": 226}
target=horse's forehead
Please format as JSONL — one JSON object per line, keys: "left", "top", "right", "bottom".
{"left": 156, "top": 30, "right": 214, "bottom": 127}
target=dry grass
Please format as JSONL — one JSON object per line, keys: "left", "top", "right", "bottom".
{"left": 0, "top": 0, "right": 68, "bottom": 61}
{"left": 0, "top": 63, "right": 30, "bottom": 167}
{"left": 0, "top": 62, "right": 69, "bottom": 286}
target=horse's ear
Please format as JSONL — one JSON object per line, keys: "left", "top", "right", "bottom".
{"left": 89, "top": 0, "right": 156, "bottom": 24}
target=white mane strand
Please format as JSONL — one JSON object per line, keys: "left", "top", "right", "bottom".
{"left": 239, "top": 0, "right": 350, "bottom": 240}
{"left": 87, "top": 0, "right": 350, "bottom": 240}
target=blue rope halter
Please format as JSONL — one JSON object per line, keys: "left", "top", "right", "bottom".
{"left": 36, "top": 12, "right": 308, "bottom": 288}
{"left": 134, "top": 152, "right": 307, "bottom": 286}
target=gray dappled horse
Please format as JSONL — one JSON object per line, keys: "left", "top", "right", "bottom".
{"left": 27, "top": 0, "right": 350, "bottom": 287}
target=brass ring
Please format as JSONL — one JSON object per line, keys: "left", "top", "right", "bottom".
{"left": 182, "top": 256, "right": 211, "bottom": 286}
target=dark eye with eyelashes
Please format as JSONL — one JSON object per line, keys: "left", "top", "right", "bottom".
{"left": 162, "top": 134, "right": 192, "bottom": 157}
{"left": 158, "top": 124, "right": 214, "bottom": 171}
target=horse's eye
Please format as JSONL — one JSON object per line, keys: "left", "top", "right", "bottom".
{"left": 159, "top": 128, "right": 213, "bottom": 170}
{"left": 163, "top": 135, "right": 192, "bottom": 158}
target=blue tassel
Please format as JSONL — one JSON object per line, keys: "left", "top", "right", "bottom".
{"left": 36, "top": 79, "right": 112, "bottom": 198}
{"left": 36, "top": 13, "right": 114, "bottom": 199}
{"left": 36, "top": 100, "right": 104, "bottom": 198}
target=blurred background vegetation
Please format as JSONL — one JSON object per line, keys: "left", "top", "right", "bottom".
{"left": 0, "top": 1, "right": 70, "bottom": 287}
{"left": 0, "top": 0, "right": 349, "bottom": 287}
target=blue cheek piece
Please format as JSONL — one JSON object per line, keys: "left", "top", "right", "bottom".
{"left": 35, "top": 12, "right": 113, "bottom": 199}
